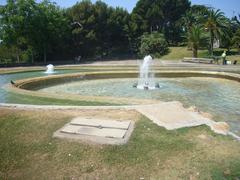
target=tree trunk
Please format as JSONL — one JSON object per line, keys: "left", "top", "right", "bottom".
{"left": 31, "top": 50, "right": 34, "bottom": 64}
{"left": 43, "top": 46, "right": 47, "bottom": 64}
{"left": 210, "top": 31, "right": 214, "bottom": 56}
{"left": 16, "top": 49, "right": 20, "bottom": 63}
{"left": 193, "top": 47, "right": 198, "bottom": 58}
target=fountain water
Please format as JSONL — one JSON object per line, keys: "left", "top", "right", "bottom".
{"left": 45, "top": 64, "right": 55, "bottom": 74}
{"left": 136, "top": 55, "right": 159, "bottom": 90}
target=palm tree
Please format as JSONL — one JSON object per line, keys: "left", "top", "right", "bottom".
{"left": 188, "top": 25, "right": 208, "bottom": 57}
{"left": 187, "top": 24, "right": 208, "bottom": 58}
{"left": 204, "top": 9, "right": 229, "bottom": 55}
{"left": 182, "top": 11, "right": 196, "bottom": 32}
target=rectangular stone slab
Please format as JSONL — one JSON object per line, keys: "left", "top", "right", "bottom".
{"left": 136, "top": 101, "right": 211, "bottom": 130}
{"left": 70, "top": 118, "right": 131, "bottom": 130}
{"left": 61, "top": 124, "right": 127, "bottom": 138}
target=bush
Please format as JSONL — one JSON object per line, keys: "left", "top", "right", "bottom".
{"left": 139, "top": 32, "right": 169, "bottom": 58}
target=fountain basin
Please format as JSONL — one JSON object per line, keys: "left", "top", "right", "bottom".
{"left": 7, "top": 70, "right": 240, "bottom": 105}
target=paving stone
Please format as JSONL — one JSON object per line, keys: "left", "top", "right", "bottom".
{"left": 136, "top": 101, "right": 211, "bottom": 130}
{"left": 61, "top": 124, "right": 127, "bottom": 138}
{"left": 70, "top": 118, "right": 131, "bottom": 130}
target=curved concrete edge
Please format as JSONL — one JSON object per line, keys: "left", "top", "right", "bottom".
{"left": 11, "top": 70, "right": 240, "bottom": 88}
{"left": 4, "top": 70, "right": 240, "bottom": 106}
{"left": 0, "top": 103, "right": 134, "bottom": 110}
{"left": 228, "top": 132, "right": 240, "bottom": 141}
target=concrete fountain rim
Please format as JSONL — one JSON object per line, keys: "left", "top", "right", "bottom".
{"left": 4, "top": 69, "right": 240, "bottom": 106}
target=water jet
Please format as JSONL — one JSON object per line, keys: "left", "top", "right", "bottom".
{"left": 45, "top": 64, "right": 55, "bottom": 74}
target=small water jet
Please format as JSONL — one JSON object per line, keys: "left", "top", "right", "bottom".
{"left": 45, "top": 64, "right": 55, "bottom": 74}
{"left": 135, "top": 55, "right": 159, "bottom": 90}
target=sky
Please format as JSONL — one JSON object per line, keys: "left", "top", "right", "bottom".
{"left": 0, "top": 0, "right": 239, "bottom": 18}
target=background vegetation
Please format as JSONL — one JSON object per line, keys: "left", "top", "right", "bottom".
{"left": 0, "top": 0, "right": 239, "bottom": 64}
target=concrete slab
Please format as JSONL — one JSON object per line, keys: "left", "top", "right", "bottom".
{"left": 61, "top": 124, "right": 127, "bottom": 138}
{"left": 136, "top": 101, "right": 212, "bottom": 130}
{"left": 70, "top": 118, "right": 131, "bottom": 130}
{"left": 54, "top": 120, "right": 135, "bottom": 145}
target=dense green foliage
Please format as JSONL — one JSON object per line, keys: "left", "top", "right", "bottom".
{"left": 130, "top": 0, "right": 190, "bottom": 44}
{"left": 232, "top": 29, "right": 240, "bottom": 53}
{"left": 67, "top": 0, "right": 130, "bottom": 59}
{"left": 0, "top": 0, "right": 70, "bottom": 63}
{"left": 232, "top": 15, "right": 240, "bottom": 53}
{"left": 182, "top": 6, "right": 234, "bottom": 57}
{"left": 0, "top": 0, "right": 239, "bottom": 64}
{"left": 139, "top": 32, "right": 168, "bottom": 58}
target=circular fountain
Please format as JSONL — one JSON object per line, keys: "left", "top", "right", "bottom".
{"left": 2, "top": 64, "right": 240, "bottom": 137}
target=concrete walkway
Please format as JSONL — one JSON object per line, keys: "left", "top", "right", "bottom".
{"left": 136, "top": 101, "right": 212, "bottom": 130}
{"left": 135, "top": 101, "right": 231, "bottom": 136}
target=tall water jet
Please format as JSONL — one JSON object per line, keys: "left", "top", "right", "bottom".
{"left": 136, "top": 55, "right": 158, "bottom": 90}
{"left": 45, "top": 64, "right": 55, "bottom": 74}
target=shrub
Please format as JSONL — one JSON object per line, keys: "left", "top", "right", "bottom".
{"left": 139, "top": 32, "right": 169, "bottom": 58}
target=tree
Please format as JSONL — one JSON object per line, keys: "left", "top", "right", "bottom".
{"left": 0, "top": 0, "right": 70, "bottom": 64}
{"left": 130, "top": 0, "right": 190, "bottom": 44}
{"left": 0, "top": 0, "right": 36, "bottom": 63}
{"left": 182, "top": 5, "right": 210, "bottom": 32}
{"left": 190, "top": 5, "right": 210, "bottom": 16}
{"left": 67, "top": 0, "right": 130, "bottom": 59}
{"left": 139, "top": 32, "right": 169, "bottom": 58}
{"left": 33, "top": 0, "right": 70, "bottom": 63}
{"left": 204, "top": 9, "right": 229, "bottom": 55}
{"left": 107, "top": 7, "right": 130, "bottom": 57}
{"left": 187, "top": 25, "right": 208, "bottom": 57}
{"left": 182, "top": 11, "right": 196, "bottom": 33}
{"left": 232, "top": 14, "right": 240, "bottom": 28}
{"left": 67, "top": 0, "right": 98, "bottom": 58}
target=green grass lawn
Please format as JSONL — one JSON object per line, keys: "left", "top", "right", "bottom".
{"left": 160, "top": 47, "right": 208, "bottom": 60}
{"left": 161, "top": 47, "right": 240, "bottom": 63}
{"left": 5, "top": 92, "right": 119, "bottom": 106}
{"left": 0, "top": 109, "right": 240, "bottom": 179}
